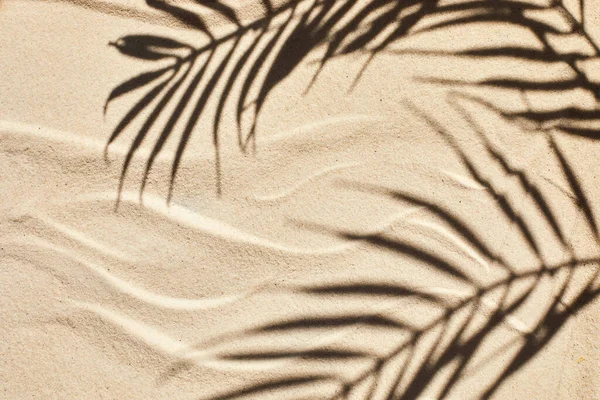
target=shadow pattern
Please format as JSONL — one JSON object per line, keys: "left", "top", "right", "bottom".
{"left": 173, "top": 99, "right": 600, "bottom": 399}
{"left": 100, "top": 1, "right": 600, "bottom": 397}
{"left": 105, "top": 0, "right": 600, "bottom": 202}
{"left": 401, "top": 0, "right": 600, "bottom": 139}
{"left": 104, "top": 0, "right": 440, "bottom": 201}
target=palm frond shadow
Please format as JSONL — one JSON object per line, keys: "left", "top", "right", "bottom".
{"left": 104, "top": 0, "right": 443, "bottom": 203}
{"left": 397, "top": 0, "right": 600, "bottom": 140}
{"left": 98, "top": 1, "right": 600, "bottom": 397}
{"left": 105, "top": 0, "right": 600, "bottom": 203}
{"left": 170, "top": 102, "right": 600, "bottom": 399}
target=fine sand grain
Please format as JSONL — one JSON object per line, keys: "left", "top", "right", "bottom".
{"left": 2, "top": 0, "right": 600, "bottom": 399}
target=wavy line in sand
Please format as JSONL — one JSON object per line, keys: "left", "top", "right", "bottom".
{"left": 71, "top": 278, "right": 530, "bottom": 374}
{"left": 439, "top": 169, "right": 486, "bottom": 190}
{"left": 67, "top": 282, "right": 544, "bottom": 375}
{"left": 0, "top": 120, "right": 178, "bottom": 162}
{"left": 26, "top": 238, "right": 255, "bottom": 311}
{"left": 0, "top": 120, "right": 103, "bottom": 149}
{"left": 407, "top": 217, "right": 491, "bottom": 272}
{"left": 72, "top": 299, "right": 400, "bottom": 372}
{"left": 33, "top": 215, "right": 136, "bottom": 263}
{"left": 253, "top": 162, "right": 485, "bottom": 204}
{"left": 66, "top": 261, "right": 528, "bottom": 375}
{"left": 263, "top": 114, "right": 388, "bottom": 144}
{"left": 252, "top": 162, "right": 364, "bottom": 202}
{"left": 71, "top": 300, "right": 297, "bottom": 371}
{"left": 73, "top": 300, "right": 192, "bottom": 353}
{"left": 70, "top": 300, "right": 338, "bottom": 371}
{"left": 0, "top": 115, "right": 384, "bottom": 160}
{"left": 46, "top": 191, "right": 428, "bottom": 259}
{"left": 125, "top": 192, "right": 429, "bottom": 254}
{"left": 73, "top": 192, "right": 355, "bottom": 255}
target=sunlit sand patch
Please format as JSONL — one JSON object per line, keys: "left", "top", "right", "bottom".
{"left": 71, "top": 300, "right": 205, "bottom": 357}
{"left": 72, "top": 301, "right": 291, "bottom": 372}
{"left": 251, "top": 161, "right": 487, "bottom": 205}
{"left": 0, "top": 120, "right": 177, "bottom": 161}
{"left": 71, "top": 300, "right": 371, "bottom": 372}
{"left": 22, "top": 237, "right": 257, "bottom": 311}
{"left": 262, "top": 114, "right": 389, "bottom": 144}
{"left": 252, "top": 162, "right": 364, "bottom": 202}
{"left": 33, "top": 215, "right": 137, "bottom": 263}
{"left": 66, "top": 192, "right": 431, "bottom": 257}
{"left": 0, "top": 121, "right": 106, "bottom": 151}
{"left": 68, "top": 192, "right": 355, "bottom": 254}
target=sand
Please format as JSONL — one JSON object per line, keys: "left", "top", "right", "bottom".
{"left": 1, "top": 0, "right": 600, "bottom": 398}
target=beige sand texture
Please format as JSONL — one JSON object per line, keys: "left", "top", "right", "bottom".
{"left": 2, "top": 0, "right": 600, "bottom": 398}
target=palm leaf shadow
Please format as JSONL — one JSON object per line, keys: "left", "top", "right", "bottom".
{"left": 104, "top": 0, "right": 440, "bottom": 202}
{"left": 105, "top": 0, "right": 600, "bottom": 203}
{"left": 169, "top": 101, "right": 600, "bottom": 399}
{"left": 99, "top": 0, "right": 600, "bottom": 397}
{"left": 399, "top": 0, "right": 600, "bottom": 140}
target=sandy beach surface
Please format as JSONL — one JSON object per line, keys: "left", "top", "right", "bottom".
{"left": 2, "top": 0, "right": 600, "bottom": 398}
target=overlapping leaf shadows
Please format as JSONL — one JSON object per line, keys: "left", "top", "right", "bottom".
{"left": 398, "top": 0, "right": 600, "bottom": 140}
{"left": 105, "top": 0, "right": 600, "bottom": 203}
{"left": 102, "top": 1, "right": 600, "bottom": 397}
{"left": 104, "top": 0, "right": 440, "bottom": 201}
{"left": 176, "top": 103, "right": 600, "bottom": 399}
